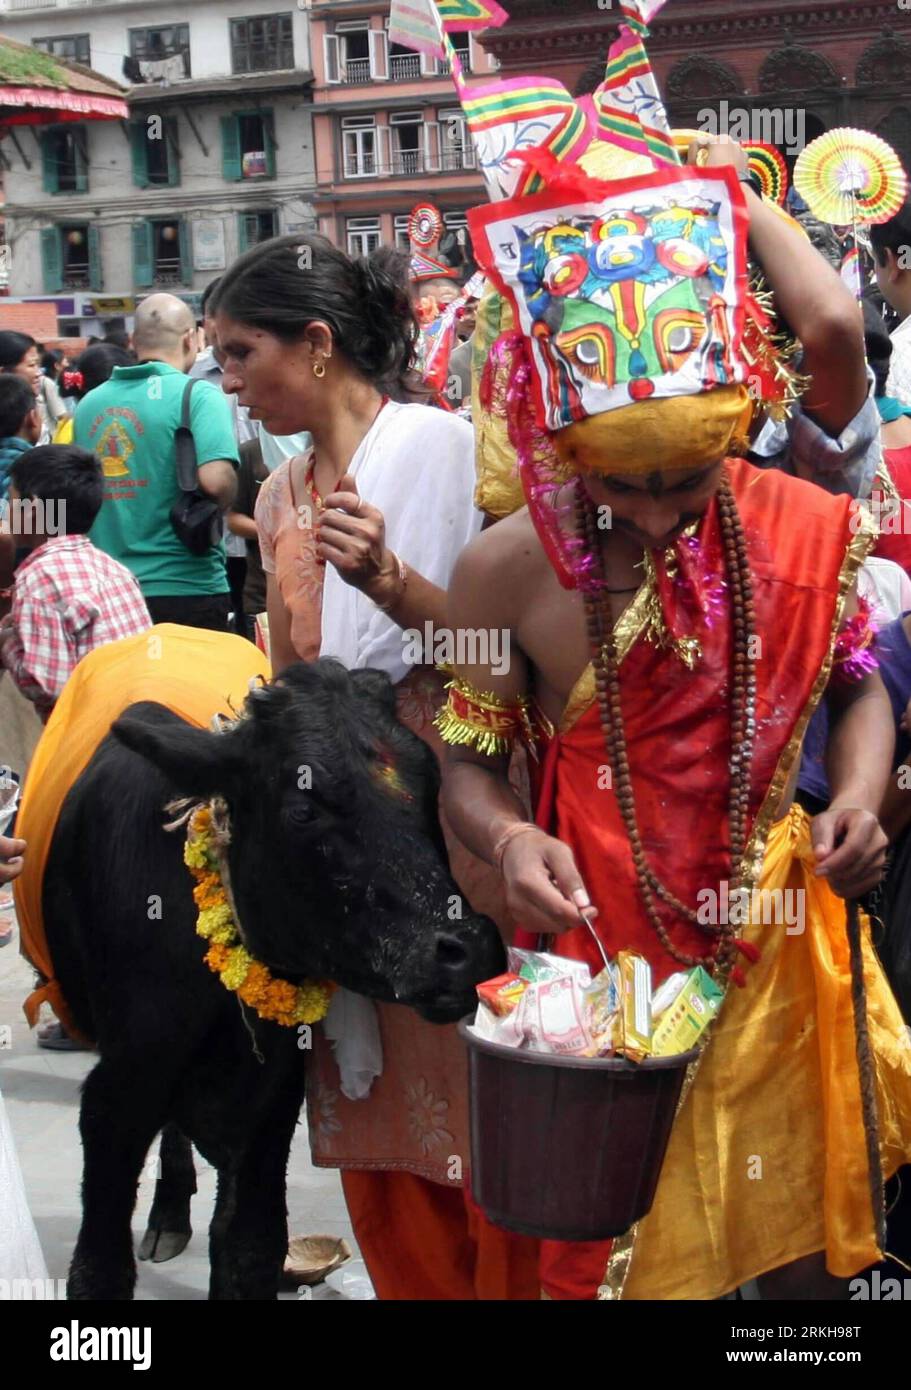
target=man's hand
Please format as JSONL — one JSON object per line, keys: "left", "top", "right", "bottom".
{"left": 318, "top": 474, "right": 397, "bottom": 602}
{"left": 0, "top": 834, "right": 25, "bottom": 885}
{"left": 686, "top": 132, "right": 748, "bottom": 178}
{"left": 811, "top": 805, "right": 888, "bottom": 899}
{"left": 499, "top": 826, "right": 597, "bottom": 936}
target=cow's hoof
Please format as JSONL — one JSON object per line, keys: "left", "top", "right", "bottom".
{"left": 137, "top": 1227, "right": 192, "bottom": 1263}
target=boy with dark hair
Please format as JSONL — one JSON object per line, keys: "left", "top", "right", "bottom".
{"left": 871, "top": 197, "right": 911, "bottom": 407}
{"left": 0, "top": 445, "right": 150, "bottom": 721}
{"left": 0, "top": 375, "right": 42, "bottom": 500}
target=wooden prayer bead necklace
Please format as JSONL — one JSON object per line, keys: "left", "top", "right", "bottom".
{"left": 576, "top": 472, "right": 758, "bottom": 975}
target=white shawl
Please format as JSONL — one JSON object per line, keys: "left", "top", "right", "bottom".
{"left": 319, "top": 401, "right": 483, "bottom": 682}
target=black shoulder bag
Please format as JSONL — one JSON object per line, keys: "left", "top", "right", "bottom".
{"left": 169, "top": 378, "right": 224, "bottom": 556}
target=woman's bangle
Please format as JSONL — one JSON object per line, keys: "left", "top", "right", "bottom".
{"left": 493, "top": 821, "right": 541, "bottom": 874}
{"left": 372, "top": 552, "right": 408, "bottom": 612}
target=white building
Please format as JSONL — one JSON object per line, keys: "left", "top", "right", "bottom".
{"left": 0, "top": 0, "right": 317, "bottom": 334}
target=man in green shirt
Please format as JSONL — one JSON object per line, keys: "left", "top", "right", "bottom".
{"left": 75, "top": 294, "right": 238, "bottom": 631}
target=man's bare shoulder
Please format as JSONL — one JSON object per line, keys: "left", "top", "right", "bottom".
{"left": 450, "top": 507, "right": 549, "bottom": 624}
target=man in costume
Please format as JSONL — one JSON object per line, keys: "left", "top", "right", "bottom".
{"left": 432, "top": 8, "right": 911, "bottom": 1295}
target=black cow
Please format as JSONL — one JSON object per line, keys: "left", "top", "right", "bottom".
{"left": 43, "top": 660, "right": 503, "bottom": 1300}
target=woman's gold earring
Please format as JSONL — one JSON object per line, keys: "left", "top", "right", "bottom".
{"left": 313, "top": 360, "right": 326, "bottom": 379}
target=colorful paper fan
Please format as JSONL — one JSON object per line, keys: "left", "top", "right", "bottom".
{"left": 744, "top": 142, "right": 788, "bottom": 206}
{"left": 793, "top": 127, "right": 908, "bottom": 226}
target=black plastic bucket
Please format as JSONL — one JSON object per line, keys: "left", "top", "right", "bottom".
{"left": 458, "top": 1018, "right": 697, "bottom": 1241}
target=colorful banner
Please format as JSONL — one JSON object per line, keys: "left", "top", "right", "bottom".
{"left": 387, "top": 0, "right": 508, "bottom": 56}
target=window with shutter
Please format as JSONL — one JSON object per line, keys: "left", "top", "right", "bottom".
{"left": 130, "top": 121, "right": 150, "bottom": 188}
{"left": 74, "top": 128, "right": 89, "bottom": 193}
{"left": 166, "top": 119, "right": 181, "bottom": 187}
{"left": 323, "top": 33, "right": 340, "bottom": 84}
{"left": 87, "top": 225, "right": 102, "bottom": 292}
{"left": 132, "top": 221, "right": 154, "bottom": 289}
{"left": 178, "top": 221, "right": 191, "bottom": 284}
{"left": 40, "top": 227, "right": 63, "bottom": 293}
{"left": 41, "top": 130, "right": 58, "bottom": 194}
{"left": 221, "top": 115, "right": 242, "bottom": 181}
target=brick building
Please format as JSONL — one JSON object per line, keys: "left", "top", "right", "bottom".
{"left": 309, "top": 0, "right": 496, "bottom": 257}
{"left": 482, "top": 0, "right": 911, "bottom": 173}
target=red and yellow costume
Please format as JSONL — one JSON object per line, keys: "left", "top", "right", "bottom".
{"left": 436, "top": 459, "right": 911, "bottom": 1298}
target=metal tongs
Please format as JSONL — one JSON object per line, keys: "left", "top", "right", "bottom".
{"left": 535, "top": 904, "right": 611, "bottom": 974}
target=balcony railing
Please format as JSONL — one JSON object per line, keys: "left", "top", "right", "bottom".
{"left": 391, "top": 148, "right": 421, "bottom": 175}
{"left": 344, "top": 154, "right": 376, "bottom": 178}
{"left": 344, "top": 58, "right": 371, "bottom": 85}
{"left": 153, "top": 262, "right": 181, "bottom": 286}
{"left": 389, "top": 53, "right": 421, "bottom": 80}
{"left": 63, "top": 269, "right": 91, "bottom": 290}
{"left": 436, "top": 55, "right": 471, "bottom": 76}
{"left": 344, "top": 148, "right": 475, "bottom": 179}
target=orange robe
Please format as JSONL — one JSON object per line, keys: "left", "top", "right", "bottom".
{"left": 511, "top": 458, "right": 911, "bottom": 1298}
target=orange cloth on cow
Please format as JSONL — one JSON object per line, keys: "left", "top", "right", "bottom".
{"left": 341, "top": 1171, "right": 540, "bottom": 1301}
{"left": 540, "top": 806, "right": 911, "bottom": 1299}
{"left": 13, "top": 624, "right": 269, "bottom": 1039}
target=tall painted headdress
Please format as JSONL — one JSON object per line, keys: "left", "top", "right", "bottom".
{"left": 390, "top": 0, "right": 797, "bottom": 576}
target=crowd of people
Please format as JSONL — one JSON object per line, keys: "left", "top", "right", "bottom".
{"left": 2, "top": 120, "right": 911, "bottom": 1302}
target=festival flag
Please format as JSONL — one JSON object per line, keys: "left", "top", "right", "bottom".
{"left": 593, "top": 23, "right": 678, "bottom": 167}
{"left": 387, "top": 0, "right": 445, "bottom": 56}
{"left": 617, "top": 0, "right": 671, "bottom": 33}
{"left": 387, "top": 0, "right": 508, "bottom": 56}
{"left": 459, "top": 74, "right": 591, "bottom": 199}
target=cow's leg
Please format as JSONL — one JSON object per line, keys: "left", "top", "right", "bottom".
{"left": 138, "top": 1123, "right": 197, "bottom": 1264}
{"left": 207, "top": 1107, "right": 298, "bottom": 1300}
{"left": 68, "top": 1060, "right": 169, "bottom": 1301}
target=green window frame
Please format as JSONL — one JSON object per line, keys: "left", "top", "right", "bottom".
{"left": 132, "top": 218, "right": 192, "bottom": 288}
{"left": 221, "top": 109, "right": 276, "bottom": 181}
{"left": 41, "top": 124, "right": 89, "bottom": 195}
{"left": 40, "top": 224, "right": 102, "bottom": 292}
{"left": 237, "top": 209, "right": 277, "bottom": 252}
{"left": 129, "top": 117, "right": 181, "bottom": 189}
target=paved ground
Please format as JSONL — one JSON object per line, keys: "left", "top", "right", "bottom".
{"left": 0, "top": 913, "right": 360, "bottom": 1301}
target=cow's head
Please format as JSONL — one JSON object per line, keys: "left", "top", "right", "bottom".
{"left": 112, "top": 660, "right": 504, "bottom": 1022}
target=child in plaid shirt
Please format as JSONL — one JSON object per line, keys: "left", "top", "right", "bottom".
{"left": 0, "top": 445, "right": 151, "bottom": 721}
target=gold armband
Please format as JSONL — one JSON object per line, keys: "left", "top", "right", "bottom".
{"left": 434, "top": 674, "right": 531, "bottom": 757}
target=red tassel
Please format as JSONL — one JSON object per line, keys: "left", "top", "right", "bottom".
{"left": 735, "top": 939, "right": 761, "bottom": 964}
{"left": 729, "top": 965, "right": 747, "bottom": 988}
{"left": 508, "top": 147, "right": 619, "bottom": 203}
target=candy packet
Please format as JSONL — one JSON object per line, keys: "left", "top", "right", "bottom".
{"left": 617, "top": 950, "right": 653, "bottom": 1062}
{"left": 650, "top": 966, "right": 724, "bottom": 1057}
{"left": 520, "top": 975, "right": 593, "bottom": 1056}
{"left": 477, "top": 972, "right": 528, "bottom": 1017}
{"left": 507, "top": 946, "right": 592, "bottom": 989}
{"left": 651, "top": 971, "right": 690, "bottom": 1021}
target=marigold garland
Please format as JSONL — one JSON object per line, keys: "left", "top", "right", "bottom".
{"left": 183, "top": 804, "right": 333, "bottom": 1026}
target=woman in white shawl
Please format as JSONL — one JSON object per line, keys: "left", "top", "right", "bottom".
{"left": 214, "top": 238, "right": 535, "bottom": 1299}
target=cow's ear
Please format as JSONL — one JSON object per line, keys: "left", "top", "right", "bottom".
{"left": 111, "top": 711, "right": 246, "bottom": 798}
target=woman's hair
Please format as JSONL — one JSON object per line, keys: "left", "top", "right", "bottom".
{"left": 63, "top": 343, "right": 134, "bottom": 399}
{"left": 41, "top": 348, "right": 64, "bottom": 376}
{"left": 213, "top": 234, "right": 419, "bottom": 397}
{"left": 862, "top": 297, "right": 893, "bottom": 399}
{"left": 0, "top": 331, "right": 36, "bottom": 372}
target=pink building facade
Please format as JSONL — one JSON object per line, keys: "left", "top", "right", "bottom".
{"left": 309, "top": 0, "right": 495, "bottom": 256}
